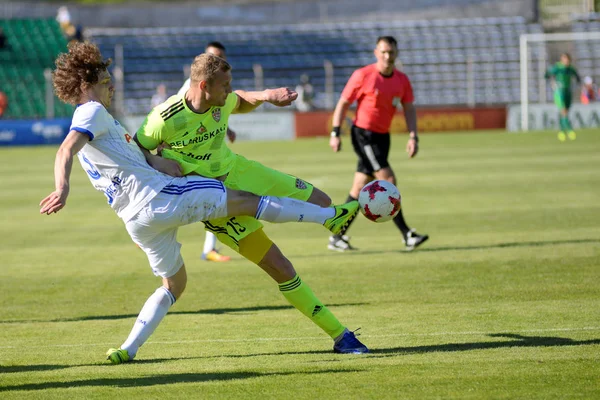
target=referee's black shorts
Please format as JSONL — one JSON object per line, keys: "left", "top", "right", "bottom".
{"left": 350, "top": 125, "right": 391, "bottom": 175}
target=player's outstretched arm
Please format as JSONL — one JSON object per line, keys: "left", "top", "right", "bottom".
{"left": 40, "top": 130, "right": 89, "bottom": 215}
{"left": 233, "top": 88, "right": 298, "bottom": 114}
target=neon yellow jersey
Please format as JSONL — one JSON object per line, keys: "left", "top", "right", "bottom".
{"left": 136, "top": 92, "right": 238, "bottom": 177}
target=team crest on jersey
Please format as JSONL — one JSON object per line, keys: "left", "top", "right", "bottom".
{"left": 295, "top": 178, "right": 307, "bottom": 190}
{"left": 196, "top": 123, "right": 207, "bottom": 135}
{"left": 212, "top": 108, "right": 221, "bottom": 122}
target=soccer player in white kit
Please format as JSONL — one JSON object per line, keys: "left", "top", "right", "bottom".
{"left": 40, "top": 42, "right": 368, "bottom": 363}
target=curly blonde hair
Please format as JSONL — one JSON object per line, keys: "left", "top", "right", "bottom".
{"left": 53, "top": 42, "right": 112, "bottom": 106}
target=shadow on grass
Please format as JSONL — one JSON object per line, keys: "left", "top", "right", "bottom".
{"left": 1, "top": 303, "right": 367, "bottom": 324}
{"left": 368, "top": 333, "right": 600, "bottom": 357}
{"left": 167, "top": 333, "right": 600, "bottom": 360}
{"left": 0, "top": 368, "right": 360, "bottom": 392}
{"left": 298, "top": 237, "right": 600, "bottom": 258}
{"left": 0, "top": 358, "right": 199, "bottom": 374}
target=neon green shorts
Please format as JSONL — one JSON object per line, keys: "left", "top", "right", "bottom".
{"left": 204, "top": 154, "right": 314, "bottom": 253}
{"left": 554, "top": 89, "right": 572, "bottom": 110}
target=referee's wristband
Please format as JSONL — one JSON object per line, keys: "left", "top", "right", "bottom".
{"left": 330, "top": 127, "right": 341, "bottom": 137}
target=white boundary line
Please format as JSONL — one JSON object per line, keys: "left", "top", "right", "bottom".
{"left": 1, "top": 327, "right": 598, "bottom": 350}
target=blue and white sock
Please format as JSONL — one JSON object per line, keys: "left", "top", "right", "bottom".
{"left": 120, "top": 286, "right": 176, "bottom": 359}
{"left": 255, "top": 196, "right": 335, "bottom": 224}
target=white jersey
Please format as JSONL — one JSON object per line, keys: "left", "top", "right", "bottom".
{"left": 71, "top": 101, "right": 173, "bottom": 222}
{"left": 177, "top": 78, "right": 191, "bottom": 97}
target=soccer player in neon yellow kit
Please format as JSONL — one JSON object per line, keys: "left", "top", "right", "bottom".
{"left": 136, "top": 54, "right": 359, "bottom": 251}
{"left": 136, "top": 53, "right": 367, "bottom": 355}
{"left": 177, "top": 41, "right": 235, "bottom": 262}
{"left": 545, "top": 53, "right": 581, "bottom": 141}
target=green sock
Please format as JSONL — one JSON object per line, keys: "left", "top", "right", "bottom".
{"left": 562, "top": 116, "right": 573, "bottom": 131}
{"left": 559, "top": 115, "right": 567, "bottom": 132}
{"left": 559, "top": 115, "right": 573, "bottom": 132}
{"left": 279, "top": 275, "right": 346, "bottom": 339}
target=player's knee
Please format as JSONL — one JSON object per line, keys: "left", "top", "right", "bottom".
{"left": 163, "top": 265, "right": 187, "bottom": 299}
{"left": 258, "top": 243, "right": 297, "bottom": 283}
{"left": 226, "top": 188, "right": 260, "bottom": 217}
{"left": 308, "top": 187, "right": 332, "bottom": 207}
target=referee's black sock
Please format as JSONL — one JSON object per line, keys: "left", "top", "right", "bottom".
{"left": 334, "top": 194, "right": 357, "bottom": 238}
{"left": 393, "top": 209, "right": 411, "bottom": 239}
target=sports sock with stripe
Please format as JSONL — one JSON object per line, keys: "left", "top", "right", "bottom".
{"left": 279, "top": 275, "right": 346, "bottom": 339}
{"left": 255, "top": 196, "right": 334, "bottom": 224}
{"left": 120, "top": 286, "right": 176, "bottom": 359}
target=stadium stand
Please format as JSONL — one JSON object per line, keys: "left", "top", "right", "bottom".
{"left": 88, "top": 16, "right": 543, "bottom": 115}
{"left": 572, "top": 14, "right": 600, "bottom": 85}
{"left": 0, "top": 18, "right": 73, "bottom": 119}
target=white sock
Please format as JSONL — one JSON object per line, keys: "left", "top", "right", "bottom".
{"left": 203, "top": 231, "right": 217, "bottom": 255}
{"left": 120, "top": 286, "right": 176, "bottom": 359}
{"left": 255, "top": 196, "right": 335, "bottom": 224}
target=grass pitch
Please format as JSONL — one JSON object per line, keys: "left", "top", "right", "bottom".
{"left": 1, "top": 129, "right": 599, "bottom": 399}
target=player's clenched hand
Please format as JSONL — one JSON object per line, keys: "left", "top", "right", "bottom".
{"left": 329, "top": 136, "right": 342, "bottom": 152}
{"left": 150, "top": 156, "right": 183, "bottom": 177}
{"left": 265, "top": 88, "right": 298, "bottom": 107}
{"left": 406, "top": 137, "right": 419, "bottom": 158}
{"left": 40, "top": 189, "right": 69, "bottom": 215}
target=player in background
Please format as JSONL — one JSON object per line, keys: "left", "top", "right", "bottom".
{"left": 136, "top": 53, "right": 361, "bottom": 280}
{"left": 545, "top": 53, "right": 581, "bottom": 141}
{"left": 328, "top": 36, "right": 428, "bottom": 252}
{"left": 177, "top": 41, "right": 235, "bottom": 262}
{"left": 580, "top": 76, "right": 597, "bottom": 105}
{"left": 42, "top": 42, "right": 369, "bottom": 364}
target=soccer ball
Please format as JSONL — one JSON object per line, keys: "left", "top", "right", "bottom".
{"left": 358, "top": 180, "right": 401, "bottom": 223}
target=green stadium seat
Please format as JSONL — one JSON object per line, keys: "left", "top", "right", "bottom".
{"left": 0, "top": 18, "right": 70, "bottom": 119}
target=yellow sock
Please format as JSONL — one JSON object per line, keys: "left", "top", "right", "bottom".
{"left": 279, "top": 275, "right": 346, "bottom": 339}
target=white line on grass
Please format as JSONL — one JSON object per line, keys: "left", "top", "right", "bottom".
{"left": 1, "top": 326, "right": 598, "bottom": 349}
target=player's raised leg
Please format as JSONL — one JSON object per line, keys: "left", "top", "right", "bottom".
{"left": 225, "top": 188, "right": 358, "bottom": 234}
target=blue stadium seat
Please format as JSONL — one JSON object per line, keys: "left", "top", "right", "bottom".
{"left": 84, "top": 16, "right": 556, "bottom": 113}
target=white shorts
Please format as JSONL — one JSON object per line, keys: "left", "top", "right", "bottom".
{"left": 125, "top": 176, "right": 228, "bottom": 278}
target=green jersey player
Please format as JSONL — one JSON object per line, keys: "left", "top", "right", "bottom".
{"left": 135, "top": 53, "right": 358, "bottom": 260}
{"left": 545, "top": 53, "right": 581, "bottom": 141}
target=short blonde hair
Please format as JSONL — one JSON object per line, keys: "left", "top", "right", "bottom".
{"left": 190, "top": 53, "right": 231, "bottom": 84}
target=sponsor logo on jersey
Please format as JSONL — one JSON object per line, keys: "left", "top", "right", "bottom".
{"left": 295, "top": 178, "right": 307, "bottom": 190}
{"left": 178, "top": 151, "right": 212, "bottom": 161}
{"left": 170, "top": 126, "right": 226, "bottom": 147}
{"left": 212, "top": 108, "right": 221, "bottom": 122}
{"left": 196, "top": 123, "right": 207, "bottom": 135}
